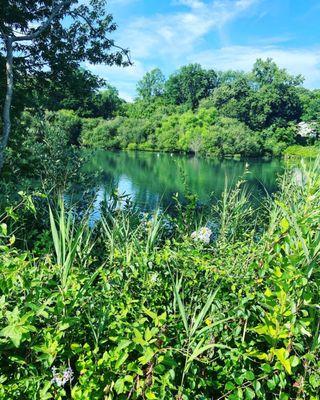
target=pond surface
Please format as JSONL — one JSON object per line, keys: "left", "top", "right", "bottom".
{"left": 83, "top": 150, "right": 284, "bottom": 212}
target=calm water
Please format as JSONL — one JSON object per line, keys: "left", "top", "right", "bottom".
{"left": 83, "top": 150, "right": 284, "bottom": 212}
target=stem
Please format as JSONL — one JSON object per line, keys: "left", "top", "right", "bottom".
{"left": 0, "top": 37, "right": 13, "bottom": 172}
{"left": 178, "top": 338, "right": 191, "bottom": 397}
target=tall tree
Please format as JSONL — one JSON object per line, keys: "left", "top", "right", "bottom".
{"left": 212, "top": 58, "right": 303, "bottom": 130}
{"left": 164, "top": 64, "right": 218, "bottom": 110}
{"left": 136, "top": 68, "right": 166, "bottom": 100}
{"left": 0, "top": 0, "right": 130, "bottom": 171}
{"left": 91, "top": 84, "right": 124, "bottom": 119}
{"left": 37, "top": 67, "right": 105, "bottom": 114}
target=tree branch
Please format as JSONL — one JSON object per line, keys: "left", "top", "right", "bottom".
{"left": 12, "top": 0, "right": 73, "bottom": 42}
{"left": 0, "top": 25, "right": 7, "bottom": 40}
{"left": 70, "top": 10, "right": 99, "bottom": 34}
{"left": 69, "top": 10, "right": 132, "bottom": 65}
{"left": 111, "top": 43, "right": 132, "bottom": 65}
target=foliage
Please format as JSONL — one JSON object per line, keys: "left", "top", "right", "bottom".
{"left": 80, "top": 117, "right": 122, "bottom": 149}
{"left": 137, "top": 68, "right": 166, "bottom": 100}
{"left": 211, "top": 59, "right": 303, "bottom": 131}
{"left": 262, "top": 124, "right": 297, "bottom": 157}
{"left": 155, "top": 107, "right": 217, "bottom": 152}
{"left": 0, "top": 0, "right": 130, "bottom": 79}
{"left": 4, "top": 110, "right": 86, "bottom": 193}
{"left": 299, "top": 88, "right": 320, "bottom": 123}
{"left": 1, "top": 163, "right": 320, "bottom": 398}
{"left": 90, "top": 85, "right": 125, "bottom": 119}
{"left": 5, "top": 57, "right": 320, "bottom": 162}
{"left": 77, "top": 59, "right": 317, "bottom": 158}
{"left": 164, "top": 64, "right": 218, "bottom": 110}
{"left": 37, "top": 68, "right": 105, "bottom": 116}
{"left": 284, "top": 145, "right": 319, "bottom": 158}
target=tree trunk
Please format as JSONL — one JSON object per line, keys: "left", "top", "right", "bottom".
{"left": 0, "top": 37, "right": 14, "bottom": 172}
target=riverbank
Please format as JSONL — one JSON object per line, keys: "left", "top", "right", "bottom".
{"left": 284, "top": 144, "right": 319, "bottom": 158}
{"left": 1, "top": 161, "right": 319, "bottom": 399}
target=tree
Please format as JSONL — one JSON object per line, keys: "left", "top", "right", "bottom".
{"left": 91, "top": 84, "right": 124, "bottom": 119}
{"left": 0, "top": 0, "right": 130, "bottom": 171}
{"left": 211, "top": 75, "right": 253, "bottom": 125}
{"left": 164, "top": 64, "right": 218, "bottom": 110}
{"left": 38, "top": 67, "right": 105, "bottom": 115}
{"left": 136, "top": 68, "right": 166, "bottom": 100}
{"left": 211, "top": 59, "right": 303, "bottom": 130}
{"left": 299, "top": 88, "right": 320, "bottom": 122}
{"left": 249, "top": 59, "right": 303, "bottom": 129}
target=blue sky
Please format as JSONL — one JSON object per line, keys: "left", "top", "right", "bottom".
{"left": 86, "top": 0, "right": 320, "bottom": 100}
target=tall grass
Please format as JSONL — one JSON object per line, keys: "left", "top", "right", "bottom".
{"left": 49, "top": 196, "right": 93, "bottom": 288}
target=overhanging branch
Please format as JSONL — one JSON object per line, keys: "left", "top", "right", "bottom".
{"left": 12, "top": 0, "right": 72, "bottom": 42}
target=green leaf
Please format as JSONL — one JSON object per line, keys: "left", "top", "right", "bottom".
{"left": 138, "top": 347, "right": 154, "bottom": 365}
{"left": 190, "top": 289, "right": 218, "bottom": 337}
{"left": 0, "top": 325, "right": 23, "bottom": 347}
{"left": 115, "top": 351, "right": 129, "bottom": 369}
{"left": 145, "top": 392, "right": 157, "bottom": 399}
{"left": 245, "top": 387, "right": 255, "bottom": 399}
{"left": 0, "top": 223, "right": 7, "bottom": 236}
{"left": 280, "top": 218, "right": 290, "bottom": 233}
{"left": 309, "top": 374, "right": 320, "bottom": 389}
{"left": 114, "top": 378, "right": 125, "bottom": 394}
{"left": 244, "top": 371, "right": 255, "bottom": 381}
{"left": 0, "top": 308, "right": 35, "bottom": 347}
{"left": 273, "top": 348, "right": 292, "bottom": 374}
{"left": 173, "top": 279, "right": 189, "bottom": 336}
{"left": 225, "top": 381, "right": 235, "bottom": 390}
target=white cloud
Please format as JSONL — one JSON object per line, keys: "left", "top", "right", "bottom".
{"left": 87, "top": 0, "right": 320, "bottom": 98}
{"left": 190, "top": 45, "right": 320, "bottom": 87}
{"left": 115, "top": 0, "right": 259, "bottom": 62}
{"left": 173, "top": 0, "right": 206, "bottom": 9}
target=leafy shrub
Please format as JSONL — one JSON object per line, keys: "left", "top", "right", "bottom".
{"left": 80, "top": 117, "right": 122, "bottom": 149}
{"left": 284, "top": 144, "right": 319, "bottom": 158}
{"left": 1, "top": 163, "right": 320, "bottom": 398}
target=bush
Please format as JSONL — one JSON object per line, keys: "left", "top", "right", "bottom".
{"left": 284, "top": 144, "right": 319, "bottom": 158}
{"left": 1, "top": 163, "right": 320, "bottom": 398}
{"left": 80, "top": 117, "right": 122, "bottom": 149}
{"left": 202, "top": 117, "right": 263, "bottom": 157}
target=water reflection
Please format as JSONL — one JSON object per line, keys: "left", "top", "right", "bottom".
{"left": 83, "top": 150, "right": 284, "bottom": 212}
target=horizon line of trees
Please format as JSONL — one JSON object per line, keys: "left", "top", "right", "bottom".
{"left": 65, "top": 59, "right": 320, "bottom": 157}
{"left": 2, "top": 57, "right": 320, "bottom": 178}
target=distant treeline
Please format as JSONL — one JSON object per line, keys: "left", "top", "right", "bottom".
{"left": 3, "top": 59, "right": 320, "bottom": 174}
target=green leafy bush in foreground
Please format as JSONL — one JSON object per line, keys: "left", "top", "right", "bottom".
{"left": 0, "top": 162, "right": 320, "bottom": 399}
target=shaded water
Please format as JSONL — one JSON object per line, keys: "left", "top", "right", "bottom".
{"left": 83, "top": 150, "right": 284, "bottom": 212}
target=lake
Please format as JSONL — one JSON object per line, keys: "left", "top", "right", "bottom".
{"left": 83, "top": 150, "right": 284, "bottom": 213}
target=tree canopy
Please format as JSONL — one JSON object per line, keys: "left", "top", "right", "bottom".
{"left": 136, "top": 68, "right": 166, "bottom": 100}
{"left": 0, "top": 0, "right": 130, "bottom": 170}
{"left": 164, "top": 63, "right": 218, "bottom": 109}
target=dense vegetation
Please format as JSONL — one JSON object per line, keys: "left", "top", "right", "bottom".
{"left": 1, "top": 2, "right": 320, "bottom": 399}
{"left": 79, "top": 60, "right": 319, "bottom": 157}
{"left": 3, "top": 59, "right": 320, "bottom": 172}
{"left": 1, "top": 162, "right": 320, "bottom": 399}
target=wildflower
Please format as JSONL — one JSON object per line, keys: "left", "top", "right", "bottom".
{"left": 150, "top": 272, "right": 158, "bottom": 283}
{"left": 51, "top": 366, "right": 74, "bottom": 387}
{"left": 191, "top": 227, "right": 212, "bottom": 244}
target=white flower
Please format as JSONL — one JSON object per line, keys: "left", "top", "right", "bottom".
{"left": 150, "top": 272, "right": 158, "bottom": 283}
{"left": 51, "top": 366, "right": 74, "bottom": 387}
{"left": 191, "top": 227, "right": 212, "bottom": 244}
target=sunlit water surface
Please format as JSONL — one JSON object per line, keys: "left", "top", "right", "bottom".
{"left": 80, "top": 150, "right": 284, "bottom": 217}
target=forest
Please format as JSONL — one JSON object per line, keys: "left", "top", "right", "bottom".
{"left": 1, "top": 1, "right": 320, "bottom": 399}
